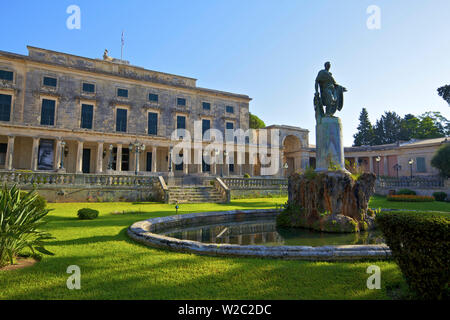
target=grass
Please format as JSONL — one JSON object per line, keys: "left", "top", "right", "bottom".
{"left": 0, "top": 197, "right": 410, "bottom": 300}
{"left": 370, "top": 195, "right": 450, "bottom": 212}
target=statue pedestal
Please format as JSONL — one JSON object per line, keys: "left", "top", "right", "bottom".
{"left": 315, "top": 116, "right": 345, "bottom": 171}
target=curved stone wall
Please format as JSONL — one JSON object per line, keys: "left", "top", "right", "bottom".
{"left": 127, "top": 209, "right": 391, "bottom": 261}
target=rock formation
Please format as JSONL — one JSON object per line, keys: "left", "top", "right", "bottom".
{"left": 278, "top": 170, "right": 376, "bottom": 233}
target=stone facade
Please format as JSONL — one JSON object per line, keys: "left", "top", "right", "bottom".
{"left": 0, "top": 46, "right": 256, "bottom": 176}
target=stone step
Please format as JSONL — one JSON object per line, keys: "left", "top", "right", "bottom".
{"left": 167, "top": 185, "right": 224, "bottom": 203}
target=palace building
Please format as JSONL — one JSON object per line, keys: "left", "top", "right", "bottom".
{"left": 0, "top": 46, "right": 269, "bottom": 176}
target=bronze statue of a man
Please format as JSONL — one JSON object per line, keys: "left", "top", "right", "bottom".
{"left": 314, "top": 62, "right": 347, "bottom": 119}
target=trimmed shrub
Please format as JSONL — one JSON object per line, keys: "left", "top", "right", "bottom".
{"left": 20, "top": 191, "right": 47, "bottom": 211}
{"left": 243, "top": 173, "right": 251, "bottom": 178}
{"left": 77, "top": 208, "right": 99, "bottom": 220}
{"left": 0, "top": 185, "right": 54, "bottom": 267}
{"left": 387, "top": 195, "right": 435, "bottom": 202}
{"left": 376, "top": 211, "right": 449, "bottom": 300}
{"left": 432, "top": 192, "right": 447, "bottom": 202}
{"left": 396, "top": 189, "right": 416, "bottom": 195}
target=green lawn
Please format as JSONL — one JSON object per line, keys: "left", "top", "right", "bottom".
{"left": 370, "top": 195, "right": 450, "bottom": 212}
{"left": 0, "top": 197, "right": 409, "bottom": 300}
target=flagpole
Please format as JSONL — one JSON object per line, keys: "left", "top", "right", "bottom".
{"left": 121, "top": 31, "right": 124, "bottom": 60}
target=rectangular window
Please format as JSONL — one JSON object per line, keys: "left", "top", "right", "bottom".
{"left": 116, "top": 108, "right": 127, "bottom": 132}
{"left": 122, "top": 148, "right": 130, "bottom": 171}
{"left": 177, "top": 98, "right": 186, "bottom": 106}
{"left": 202, "top": 119, "right": 210, "bottom": 140}
{"left": 177, "top": 116, "right": 186, "bottom": 129}
{"left": 0, "top": 94, "right": 12, "bottom": 122}
{"left": 117, "top": 88, "right": 128, "bottom": 98}
{"left": 82, "top": 83, "right": 95, "bottom": 93}
{"left": 148, "top": 112, "right": 158, "bottom": 135}
{"left": 226, "top": 122, "right": 234, "bottom": 130}
{"left": 226, "top": 106, "right": 234, "bottom": 113}
{"left": 416, "top": 157, "right": 426, "bottom": 173}
{"left": 146, "top": 152, "right": 153, "bottom": 172}
{"left": 81, "top": 104, "right": 94, "bottom": 129}
{"left": 202, "top": 102, "right": 211, "bottom": 110}
{"left": 149, "top": 93, "right": 159, "bottom": 102}
{"left": 0, "top": 70, "right": 13, "bottom": 81}
{"left": 0, "top": 143, "right": 7, "bottom": 165}
{"left": 40, "top": 99, "right": 55, "bottom": 125}
{"left": 43, "top": 77, "right": 57, "bottom": 87}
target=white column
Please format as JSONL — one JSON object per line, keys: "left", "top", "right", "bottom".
{"left": 75, "top": 141, "right": 84, "bottom": 174}
{"left": 369, "top": 156, "right": 374, "bottom": 173}
{"left": 96, "top": 142, "right": 103, "bottom": 173}
{"left": 383, "top": 156, "right": 388, "bottom": 176}
{"left": 31, "top": 137, "right": 40, "bottom": 171}
{"left": 135, "top": 150, "right": 140, "bottom": 173}
{"left": 5, "top": 136, "right": 14, "bottom": 170}
{"left": 167, "top": 146, "right": 172, "bottom": 173}
{"left": 152, "top": 146, "right": 157, "bottom": 172}
{"left": 54, "top": 140, "right": 62, "bottom": 170}
{"left": 116, "top": 145, "right": 122, "bottom": 172}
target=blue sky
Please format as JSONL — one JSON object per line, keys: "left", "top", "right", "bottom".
{"left": 2, "top": 0, "right": 449, "bottom": 145}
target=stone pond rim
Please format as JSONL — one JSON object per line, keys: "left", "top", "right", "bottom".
{"left": 127, "top": 209, "right": 391, "bottom": 261}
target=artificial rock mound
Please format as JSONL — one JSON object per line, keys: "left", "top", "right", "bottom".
{"left": 278, "top": 170, "right": 376, "bottom": 233}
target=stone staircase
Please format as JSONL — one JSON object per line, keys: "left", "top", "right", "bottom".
{"left": 167, "top": 185, "right": 225, "bottom": 204}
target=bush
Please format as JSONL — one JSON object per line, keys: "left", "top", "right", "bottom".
{"left": 396, "top": 189, "right": 416, "bottom": 195}
{"left": 0, "top": 185, "right": 54, "bottom": 267}
{"left": 387, "top": 195, "right": 435, "bottom": 202}
{"left": 433, "top": 192, "right": 447, "bottom": 202}
{"left": 20, "top": 191, "right": 47, "bottom": 211}
{"left": 77, "top": 208, "right": 99, "bottom": 220}
{"left": 376, "top": 211, "right": 449, "bottom": 299}
{"left": 243, "top": 173, "right": 251, "bottom": 178}
{"left": 431, "top": 143, "right": 450, "bottom": 178}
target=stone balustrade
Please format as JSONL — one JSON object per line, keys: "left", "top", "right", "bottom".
{"left": 222, "top": 177, "right": 288, "bottom": 190}
{"left": 376, "top": 175, "right": 445, "bottom": 188}
{"left": 0, "top": 170, "right": 158, "bottom": 188}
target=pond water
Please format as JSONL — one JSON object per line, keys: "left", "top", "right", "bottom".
{"left": 159, "top": 218, "right": 385, "bottom": 247}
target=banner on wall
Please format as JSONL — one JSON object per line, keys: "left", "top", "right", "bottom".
{"left": 38, "top": 139, "right": 54, "bottom": 170}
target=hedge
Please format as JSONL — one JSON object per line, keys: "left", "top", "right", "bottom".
{"left": 376, "top": 211, "right": 450, "bottom": 300}
{"left": 387, "top": 195, "right": 435, "bottom": 202}
{"left": 396, "top": 189, "right": 416, "bottom": 195}
{"left": 432, "top": 192, "right": 447, "bottom": 202}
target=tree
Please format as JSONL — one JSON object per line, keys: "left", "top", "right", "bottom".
{"left": 431, "top": 143, "right": 450, "bottom": 177}
{"left": 353, "top": 108, "right": 374, "bottom": 146}
{"left": 372, "top": 111, "right": 402, "bottom": 145}
{"left": 415, "top": 115, "right": 445, "bottom": 139}
{"left": 419, "top": 111, "right": 449, "bottom": 136}
{"left": 437, "top": 85, "right": 450, "bottom": 105}
{"left": 399, "top": 114, "right": 420, "bottom": 141}
{"left": 249, "top": 112, "right": 266, "bottom": 129}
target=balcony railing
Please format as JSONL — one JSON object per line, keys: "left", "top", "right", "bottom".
{"left": 0, "top": 171, "right": 158, "bottom": 187}
{"left": 222, "top": 177, "right": 288, "bottom": 190}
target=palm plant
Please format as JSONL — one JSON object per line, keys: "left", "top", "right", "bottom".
{"left": 0, "top": 184, "right": 54, "bottom": 267}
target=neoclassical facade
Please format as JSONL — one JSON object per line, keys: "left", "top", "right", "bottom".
{"left": 0, "top": 46, "right": 270, "bottom": 177}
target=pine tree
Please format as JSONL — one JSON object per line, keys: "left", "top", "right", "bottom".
{"left": 353, "top": 108, "right": 374, "bottom": 146}
{"left": 372, "top": 111, "right": 402, "bottom": 145}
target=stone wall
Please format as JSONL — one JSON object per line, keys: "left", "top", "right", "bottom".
{"left": 19, "top": 185, "right": 162, "bottom": 203}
